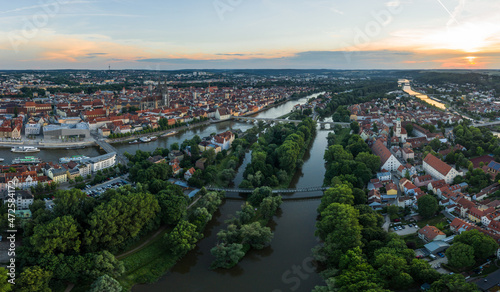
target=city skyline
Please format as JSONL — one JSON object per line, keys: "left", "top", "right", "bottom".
{"left": 1, "top": 0, "right": 500, "bottom": 70}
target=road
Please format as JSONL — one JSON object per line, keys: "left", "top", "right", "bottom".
{"left": 382, "top": 215, "right": 390, "bottom": 232}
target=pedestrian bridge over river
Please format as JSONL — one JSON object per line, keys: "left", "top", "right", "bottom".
{"left": 205, "top": 186, "right": 329, "bottom": 194}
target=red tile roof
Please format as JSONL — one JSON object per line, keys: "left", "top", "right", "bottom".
{"left": 418, "top": 225, "right": 445, "bottom": 241}
{"left": 424, "top": 153, "right": 453, "bottom": 177}
{"left": 371, "top": 139, "right": 393, "bottom": 165}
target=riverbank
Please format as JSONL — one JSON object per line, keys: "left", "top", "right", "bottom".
{"left": 403, "top": 85, "right": 447, "bottom": 110}
{"left": 111, "top": 93, "right": 325, "bottom": 291}
{"left": 107, "top": 94, "right": 321, "bottom": 145}
{"left": 117, "top": 191, "right": 224, "bottom": 291}
{"left": 0, "top": 140, "right": 96, "bottom": 149}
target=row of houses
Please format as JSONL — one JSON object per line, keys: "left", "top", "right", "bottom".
{"left": 0, "top": 153, "right": 116, "bottom": 195}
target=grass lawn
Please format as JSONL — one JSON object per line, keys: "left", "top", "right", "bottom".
{"left": 416, "top": 214, "right": 447, "bottom": 229}
{"left": 334, "top": 128, "right": 351, "bottom": 146}
{"left": 116, "top": 227, "right": 166, "bottom": 259}
{"left": 117, "top": 228, "right": 178, "bottom": 291}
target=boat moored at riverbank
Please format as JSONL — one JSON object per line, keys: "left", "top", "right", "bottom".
{"left": 59, "top": 155, "right": 90, "bottom": 164}
{"left": 12, "top": 156, "right": 42, "bottom": 164}
{"left": 161, "top": 131, "right": 178, "bottom": 137}
{"left": 11, "top": 146, "right": 40, "bottom": 153}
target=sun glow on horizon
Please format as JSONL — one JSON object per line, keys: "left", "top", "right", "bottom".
{"left": 466, "top": 56, "right": 477, "bottom": 65}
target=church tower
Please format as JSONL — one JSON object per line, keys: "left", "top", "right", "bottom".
{"left": 395, "top": 118, "right": 401, "bottom": 137}
{"left": 157, "top": 80, "right": 170, "bottom": 109}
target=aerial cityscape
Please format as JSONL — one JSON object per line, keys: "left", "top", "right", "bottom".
{"left": 1, "top": 1, "right": 500, "bottom": 292}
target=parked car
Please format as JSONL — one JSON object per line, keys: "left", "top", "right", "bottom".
{"left": 394, "top": 227, "right": 398, "bottom": 231}
{"left": 409, "top": 224, "right": 413, "bottom": 227}
{"left": 402, "top": 225, "right": 406, "bottom": 229}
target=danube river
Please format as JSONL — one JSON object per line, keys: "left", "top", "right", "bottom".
{"left": 400, "top": 79, "right": 446, "bottom": 110}
{"left": 0, "top": 93, "right": 327, "bottom": 291}
{"left": 131, "top": 94, "right": 328, "bottom": 292}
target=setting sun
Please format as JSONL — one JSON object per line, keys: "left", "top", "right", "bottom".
{"left": 466, "top": 56, "right": 477, "bottom": 65}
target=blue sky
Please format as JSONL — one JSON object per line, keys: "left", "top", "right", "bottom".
{"left": 1, "top": 0, "right": 499, "bottom": 69}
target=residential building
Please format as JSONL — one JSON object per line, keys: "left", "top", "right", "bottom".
{"left": 423, "top": 153, "right": 461, "bottom": 184}
{"left": 371, "top": 139, "right": 402, "bottom": 171}
{"left": 418, "top": 225, "right": 446, "bottom": 242}
{"left": 0, "top": 190, "right": 33, "bottom": 210}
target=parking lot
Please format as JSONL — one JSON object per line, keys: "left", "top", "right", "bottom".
{"left": 85, "top": 175, "right": 131, "bottom": 197}
{"left": 428, "top": 256, "right": 449, "bottom": 274}
{"left": 390, "top": 224, "right": 419, "bottom": 236}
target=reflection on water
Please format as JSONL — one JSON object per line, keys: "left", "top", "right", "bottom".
{"left": 403, "top": 85, "right": 446, "bottom": 110}
{"left": 133, "top": 95, "right": 327, "bottom": 292}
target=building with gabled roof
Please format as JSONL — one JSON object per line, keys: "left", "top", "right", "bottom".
{"left": 418, "top": 225, "right": 446, "bottom": 242}
{"left": 423, "top": 153, "right": 461, "bottom": 184}
{"left": 371, "top": 139, "right": 401, "bottom": 171}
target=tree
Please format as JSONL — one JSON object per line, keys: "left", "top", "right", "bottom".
{"left": 259, "top": 196, "right": 282, "bottom": 220}
{"left": 454, "top": 229, "right": 499, "bottom": 260}
{"left": 387, "top": 205, "right": 399, "bottom": 218}
{"left": 0, "top": 267, "right": 12, "bottom": 292}
{"left": 217, "top": 223, "right": 241, "bottom": 244}
{"left": 417, "top": 195, "right": 438, "bottom": 219}
{"left": 446, "top": 243, "right": 475, "bottom": 270}
{"left": 350, "top": 121, "right": 360, "bottom": 134}
{"left": 335, "top": 248, "right": 386, "bottom": 291}
{"left": 165, "top": 220, "right": 201, "bottom": 256}
{"left": 210, "top": 243, "right": 245, "bottom": 269}
{"left": 316, "top": 203, "right": 362, "bottom": 266}
{"left": 405, "top": 124, "right": 414, "bottom": 136}
{"left": 156, "top": 188, "right": 187, "bottom": 225}
{"left": 319, "top": 184, "right": 354, "bottom": 213}
{"left": 429, "top": 274, "right": 478, "bottom": 292}
{"left": 240, "top": 222, "right": 273, "bottom": 250}
{"left": 16, "top": 266, "right": 52, "bottom": 292}
{"left": 353, "top": 188, "right": 367, "bottom": 205}
{"left": 374, "top": 253, "right": 413, "bottom": 289}
{"left": 248, "top": 187, "right": 272, "bottom": 206}
{"left": 355, "top": 152, "right": 381, "bottom": 173}
{"left": 81, "top": 251, "right": 125, "bottom": 281}
{"left": 84, "top": 192, "right": 160, "bottom": 251}
{"left": 90, "top": 275, "right": 122, "bottom": 292}
{"left": 324, "top": 145, "right": 353, "bottom": 163}
{"left": 234, "top": 202, "right": 256, "bottom": 225}
{"left": 429, "top": 138, "right": 442, "bottom": 151}
{"left": 218, "top": 168, "right": 236, "bottom": 185}
{"left": 409, "top": 259, "right": 440, "bottom": 284}
{"left": 276, "top": 139, "right": 300, "bottom": 173}
{"left": 170, "top": 142, "right": 179, "bottom": 151}
{"left": 202, "top": 148, "right": 216, "bottom": 165}
{"left": 190, "top": 207, "right": 212, "bottom": 231}
{"left": 31, "top": 215, "right": 81, "bottom": 255}
{"left": 53, "top": 188, "right": 92, "bottom": 221}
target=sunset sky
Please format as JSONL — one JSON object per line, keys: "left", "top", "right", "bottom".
{"left": 1, "top": 0, "right": 499, "bottom": 70}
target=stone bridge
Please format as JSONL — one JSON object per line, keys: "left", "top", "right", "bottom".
{"left": 234, "top": 116, "right": 351, "bottom": 129}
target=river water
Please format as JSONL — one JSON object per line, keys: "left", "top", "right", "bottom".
{"left": 401, "top": 84, "right": 446, "bottom": 110}
{"left": 131, "top": 94, "right": 327, "bottom": 292}
{"left": 0, "top": 93, "right": 326, "bottom": 291}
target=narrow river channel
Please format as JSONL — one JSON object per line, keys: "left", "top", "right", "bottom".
{"left": 132, "top": 95, "right": 328, "bottom": 292}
